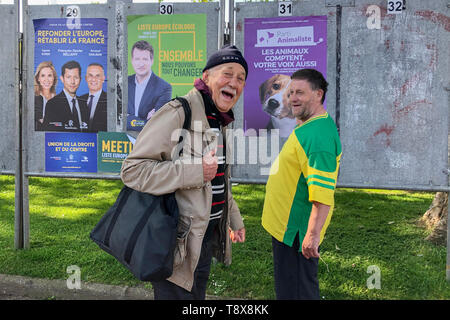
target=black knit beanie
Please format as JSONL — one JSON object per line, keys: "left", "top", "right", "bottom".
{"left": 202, "top": 45, "right": 248, "bottom": 80}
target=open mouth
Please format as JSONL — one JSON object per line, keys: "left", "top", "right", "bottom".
{"left": 291, "top": 104, "right": 303, "bottom": 112}
{"left": 221, "top": 89, "right": 235, "bottom": 100}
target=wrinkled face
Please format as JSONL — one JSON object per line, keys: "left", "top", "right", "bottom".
{"left": 131, "top": 48, "right": 153, "bottom": 79}
{"left": 203, "top": 63, "right": 246, "bottom": 113}
{"left": 86, "top": 65, "right": 105, "bottom": 93}
{"left": 60, "top": 68, "right": 81, "bottom": 96}
{"left": 38, "top": 67, "right": 55, "bottom": 91}
{"left": 289, "top": 79, "right": 323, "bottom": 121}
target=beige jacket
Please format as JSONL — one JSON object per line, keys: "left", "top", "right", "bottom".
{"left": 120, "top": 88, "right": 244, "bottom": 291}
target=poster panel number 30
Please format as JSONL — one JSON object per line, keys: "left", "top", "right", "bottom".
{"left": 160, "top": 3, "right": 174, "bottom": 15}
{"left": 387, "top": 0, "right": 405, "bottom": 14}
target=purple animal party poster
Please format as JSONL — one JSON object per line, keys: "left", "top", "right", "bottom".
{"left": 244, "top": 16, "right": 327, "bottom": 138}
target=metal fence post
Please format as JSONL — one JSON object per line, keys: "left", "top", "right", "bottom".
{"left": 447, "top": 86, "right": 450, "bottom": 282}
{"left": 114, "top": 0, "right": 131, "bottom": 132}
{"left": 22, "top": 175, "right": 30, "bottom": 249}
{"left": 14, "top": 0, "right": 23, "bottom": 250}
{"left": 447, "top": 191, "right": 450, "bottom": 281}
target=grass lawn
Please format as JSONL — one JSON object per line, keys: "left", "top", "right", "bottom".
{"left": 0, "top": 175, "right": 449, "bottom": 299}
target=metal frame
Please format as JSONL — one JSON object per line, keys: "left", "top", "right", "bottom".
{"left": 14, "top": 0, "right": 222, "bottom": 250}
{"left": 2, "top": 0, "right": 448, "bottom": 281}
{"left": 230, "top": 0, "right": 450, "bottom": 281}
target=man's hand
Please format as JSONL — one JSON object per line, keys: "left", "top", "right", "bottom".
{"left": 301, "top": 201, "right": 330, "bottom": 259}
{"left": 202, "top": 149, "right": 218, "bottom": 182}
{"left": 301, "top": 231, "right": 320, "bottom": 259}
{"left": 230, "top": 228, "right": 246, "bottom": 243}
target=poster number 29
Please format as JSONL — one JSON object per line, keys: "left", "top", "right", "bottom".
{"left": 278, "top": 2, "right": 292, "bottom": 16}
{"left": 66, "top": 6, "right": 81, "bottom": 30}
{"left": 66, "top": 6, "right": 80, "bottom": 18}
{"left": 160, "top": 3, "right": 174, "bottom": 15}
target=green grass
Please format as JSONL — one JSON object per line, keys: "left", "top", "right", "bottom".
{"left": 0, "top": 175, "right": 449, "bottom": 299}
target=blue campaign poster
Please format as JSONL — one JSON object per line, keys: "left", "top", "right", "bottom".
{"left": 33, "top": 18, "right": 108, "bottom": 132}
{"left": 34, "top": 18, "right": 108, "bottom": 96}
{"left": 45, "top": 132, "right": 98, "bottom": 173}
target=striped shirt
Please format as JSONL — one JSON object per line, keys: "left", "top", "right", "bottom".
{"left": 204, "top": 108, "right": 226, "bottom": 222}
{"left": 262, "top": 113, "right": 342, "bottom": 249}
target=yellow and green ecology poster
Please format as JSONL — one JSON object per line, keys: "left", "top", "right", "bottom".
{"left": 127, "top": 14, "right": 207, "bottom": 131}
{"left": 98, "top": 132, "right": 134, "bottom": 173}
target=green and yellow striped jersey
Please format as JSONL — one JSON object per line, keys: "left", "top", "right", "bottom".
{"left": 262, "top": 112, "right": 342, "bottom": 250}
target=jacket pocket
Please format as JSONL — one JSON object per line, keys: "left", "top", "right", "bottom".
{"left": 173, "top": 215, "right": 192, "bottom": 269}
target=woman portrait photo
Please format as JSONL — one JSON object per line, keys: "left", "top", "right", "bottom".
{"left": 34, "top": 61, "right": 57, "bottom": 131}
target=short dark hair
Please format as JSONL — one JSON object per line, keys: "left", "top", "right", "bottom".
{"left": 61, "top": 60, "right": 81, "bottom": 77}
{"left": 131, "top": 40, "right": 154, "bottom": 59}
{"left": 291, "top": 69, "right": 328, "bottom": 104}
{"left": 87, "top": 62, "right": 104, "bottom": 71}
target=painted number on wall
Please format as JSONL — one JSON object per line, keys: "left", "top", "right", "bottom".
{"left": 387, "top": 0, "right": 404, "bottom": 14}
{"left": 366, "top": 5, "right": 381, "bottom": 30}
{"left": 66, "top": 5, "right": 81, "bottom": 30}
{"left": 160, "top": 3, "right": 174, "bottom": 15}
{"left": 278, "top": 2, "right": 292, "bottom": 17}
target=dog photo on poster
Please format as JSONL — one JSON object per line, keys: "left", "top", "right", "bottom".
{"left": 244, "top": 16, "right": 327, "bottom": 138}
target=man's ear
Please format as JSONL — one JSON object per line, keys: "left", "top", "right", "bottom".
{"left": 316, "top": 89, "right": 324, "bottom": 103}
{"left": 60, "top": 75, "right": 64, "bottom": 84}
{"left": 202, "top": 70, "right": 209, "bottom": 84}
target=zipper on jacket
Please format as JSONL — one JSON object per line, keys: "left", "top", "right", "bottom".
{"left": 221, "top": 166, "right": 228, "bottom": 256}
{"left": 219, "top": 125, "right": 228, "bottom": 258}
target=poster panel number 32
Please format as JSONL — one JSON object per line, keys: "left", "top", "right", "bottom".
{"left": 387, "top": 0, "right": 405, "bottom": 14}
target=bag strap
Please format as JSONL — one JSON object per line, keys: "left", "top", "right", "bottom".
{"left": 174, "top": 97, "right": 191, "bottom": 143}
{"left": 123, "top": 195, "right": 161, "bottom": 265}
{"left": 104, "top": 186, "right": 133, "bottom": 246}
{"left": 172, "top": 97, "right": 191, "bottom": 158}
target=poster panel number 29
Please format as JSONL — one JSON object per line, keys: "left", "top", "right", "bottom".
{"left": 387, "top": 0, "right": 405, "bottom": 14}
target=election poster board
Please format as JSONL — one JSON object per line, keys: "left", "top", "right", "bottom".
{"left": 97, "top": 132, "right": 135, "bottom": 173}
{"left": 33, "top": 18, "right": 108, "bottom": 133}
{"left": 45, "top": 132, "right": 97, "bottom": 173}
{"left": 244, "top": 16, "right": 327, "bottom": 138}
{"left": 126, "top": 14, "right": 207, "bottom": 131}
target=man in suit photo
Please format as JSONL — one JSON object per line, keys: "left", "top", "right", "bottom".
{"left": 127, "top": 40, "right": 172, "bottom": 131}
{"left": 80, "top": 63, "right": 107, "bottom": 132}
{"left": 43, "top": 60, "right": 88, "bottom": 132}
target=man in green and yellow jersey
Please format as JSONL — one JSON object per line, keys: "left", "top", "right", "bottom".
{"left": 262, "top": 69, "right": 342, "bottom": 300}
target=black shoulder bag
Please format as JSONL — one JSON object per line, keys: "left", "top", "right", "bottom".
{"left": 90, "top": 97, "right": 191, "bottom": 281}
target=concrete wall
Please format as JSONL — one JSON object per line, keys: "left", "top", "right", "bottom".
{"left": 21, "top": 0, "right": 221, "bottom": 176}
{"left": 2, "top": 0, "right": 449, "bottom": 191}
{"left": 338, "top": 0, "right": 449, "bottom": 190}
{"left": 0, "top": 1, "right": 18, "bottom": 174}
{"left": 232, "top": 0, "right": 450, "bottom": 190}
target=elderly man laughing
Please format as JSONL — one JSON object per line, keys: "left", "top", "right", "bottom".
{"left": 121, "top": 45, "right": 247, "bottom": 300}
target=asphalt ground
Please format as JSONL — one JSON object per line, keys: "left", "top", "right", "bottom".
{"left": 0, "top": 273, "right": 242, "bottom": 301}
{"left": 0, "top": 273, "right": 155, "bottom": 300}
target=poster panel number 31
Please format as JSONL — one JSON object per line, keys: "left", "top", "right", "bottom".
{"left": 278, "top": 2, "right": 292, "bottom": 17}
